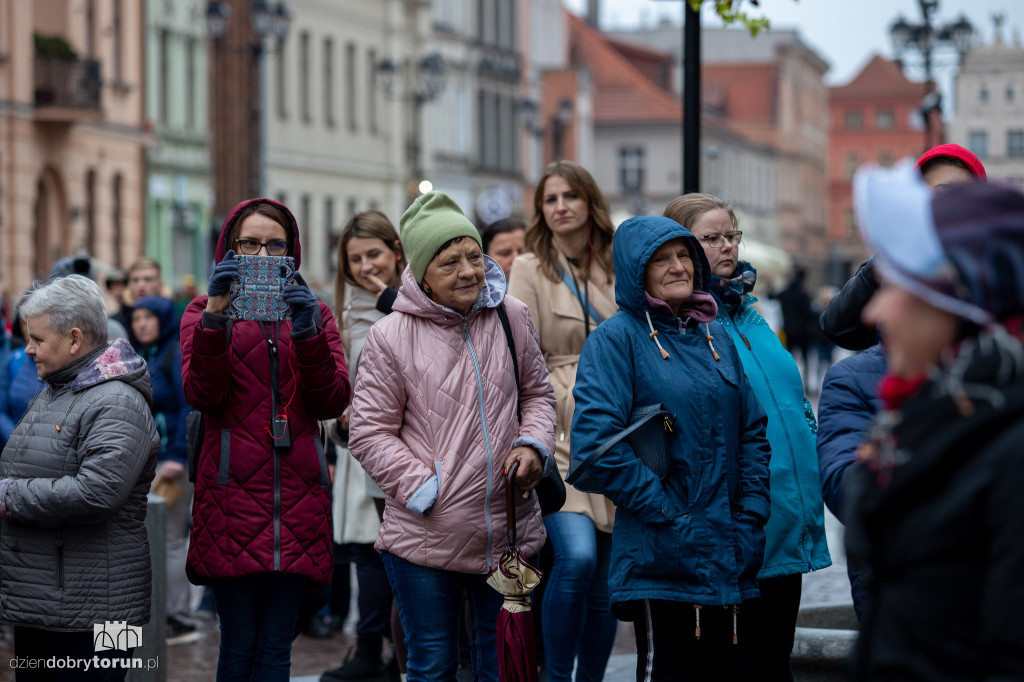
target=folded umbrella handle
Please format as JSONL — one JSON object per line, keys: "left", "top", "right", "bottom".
{"left": 506, "top": 461, "right": 519, "bottom": 548}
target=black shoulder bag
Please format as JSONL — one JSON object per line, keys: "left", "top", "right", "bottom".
{"left": 496, "top": 303, "right": 566, "bottom": 516}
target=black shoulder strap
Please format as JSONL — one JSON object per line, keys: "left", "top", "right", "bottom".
{"left": 496, "top": 303, "right": 521, "bottom": 423}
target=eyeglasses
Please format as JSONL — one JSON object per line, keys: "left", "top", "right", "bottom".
{"left": 235, "top": 238, "right": 289, "bottom": 256}
{"left": 696, "top": 231, "right": 742, "bottom": 249}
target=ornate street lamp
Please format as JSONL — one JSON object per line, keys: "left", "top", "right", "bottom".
{"left": 889, "top": 0, "right": 973, "bottom": 83}
{"left": 377, "top": 52, "right": 448, "bottom": 200}
{"left": 888, "top": 0, "right": 973, "bottom": 151}
{"left": 206, "top": 1, "right": 292, "bottom": 200}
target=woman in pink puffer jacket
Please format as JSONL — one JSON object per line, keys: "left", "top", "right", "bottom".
{"left": 349, "top": 192, "right": 556, "bottom": 682}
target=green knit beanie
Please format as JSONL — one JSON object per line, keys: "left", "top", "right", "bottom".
{"left": 400, "top": 191, "right": 483, "bottom": 282}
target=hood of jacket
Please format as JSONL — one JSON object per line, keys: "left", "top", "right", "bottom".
{"left": 68, "top": 337, "right": 154, "bottom": 408}
{"left": 612, "top": 215, "right": 711, "bottom": 320}
{"left": 215, "top": 198, "right": 303, "bottom": 268}
{"left": 392, "top": 255, "right": 507, "bottom": 324}
{"left": 133, "top": 296, "right": 179, "bottom": 346}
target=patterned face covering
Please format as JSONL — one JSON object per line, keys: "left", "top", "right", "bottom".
{"left": 710, "top": 261, "right": 757, "bottom": 316}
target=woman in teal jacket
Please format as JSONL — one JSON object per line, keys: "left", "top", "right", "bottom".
{"left": 665, "top": 194, "right": 830, "bottom": 681}
{"left": 570, "top": 215, "right": 771, "bottom": 681}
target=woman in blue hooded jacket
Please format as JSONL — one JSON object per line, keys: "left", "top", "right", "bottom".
{"left": 665, "top": 194, "right": 831, "bottom": 680}
{"left": 132, "top": 295, "right": 196, "bottom": 641}
{"left": 570, "top": 215, "right": 771, "bottom": 681}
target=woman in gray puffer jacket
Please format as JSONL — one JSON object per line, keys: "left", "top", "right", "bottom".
{"left": 0, "top": 275, "right": 159, "bottom": 679}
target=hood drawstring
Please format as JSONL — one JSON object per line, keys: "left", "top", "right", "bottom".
{"left": 694, "top": 604, "right": 702, "bottom": 639}
{"left": 732, "top": 604, "right": 740, "bottom": 644}
{"left": 704, "top": 323, "right": 721, "bottom": 362}
{"left": 645, "top": 311, "right": 670, "bottom": 360}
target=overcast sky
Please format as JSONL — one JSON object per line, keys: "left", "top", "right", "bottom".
{"left": 564, "top": 0, "right": 1024, "bottom": 102}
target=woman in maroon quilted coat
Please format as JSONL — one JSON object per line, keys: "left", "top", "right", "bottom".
{"left": 180, "top": 198, "right": 350, "bottom": 681}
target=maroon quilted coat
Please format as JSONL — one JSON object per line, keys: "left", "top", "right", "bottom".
{"left": 181, "top": 198, "right": 350, "bottom": 585}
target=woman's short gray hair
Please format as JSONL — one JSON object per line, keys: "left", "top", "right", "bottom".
{"left": 19, "top": 274, "right": 109, "bottom": 346}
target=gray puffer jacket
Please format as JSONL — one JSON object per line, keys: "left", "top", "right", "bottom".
{"left": 0, "top": 338, "right": 159, "bottom": 631}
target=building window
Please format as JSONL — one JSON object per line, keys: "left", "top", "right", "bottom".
{"left": 346, "top": 42, "right": 357, "bottom": 132}
{"left": 846, "top": 208, "right": 857, "bottom": 238}
{"left": 185, "top": 37, "right": 196, "bottom": 130}
{"left": 844, "top": 110, "right": 862, "bottom": 130}
{"left": 367, "top": 48, "right": 377, "bottom": 135}
{"left": 980, "top": 87, "right": 989, "bottom": 102}
{"left": 1008, "top": 130, "right": 1024, "bottom": 159}
{"left": 112, "top": 0, "right": 123, "bottom": 81}
{"left": 844, "top": 153, "right": 860, "bottom": 178}
{"left": 86, "top": 169, "right": 96, "bottom": 255}
{"left": 1008, "top": 87, "right": 1015, "bottom": 103}
{"left": 158, "top": 29, "right": 170, "bottom": 124}
{"left": 876, "top": 109, "right": 893, "bottom": 130}
{"left": 276, "top": 41, "right": 287, "bottom": 120}
{"left": 85, "top": 0, "right": 95, "bottom": 57}
{"left": 969, "top": 130, "right": 989, "bottom": 158}
{"left": 619, "top": 147, "right": 645, "bottom": 195}
{"left": 347, "top": 199, "right": 357, "bottom": 220}
{"left": 112, "top": 173, "right": 123, "bottom": 268}
{"left": 323, "top": 38, "right": 334, "bottom": 127}
{"left": 300, "top": 32, "right": 310, "bottom": 123}
{"left": 325, "top": 197, "right": 336, "bottom": 273}
{"left": 301, "top": 194, "right": 311, "bottom": 239}
{"left": 878, "top": 152, "right": 894, "bottom": 167}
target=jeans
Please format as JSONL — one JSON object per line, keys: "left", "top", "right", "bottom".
{"left": 212, "top": 572, "right": 308, "bottom": 682}
{"left": 382, "top": 551, "right": 504, "bottom": 682}
{"left": 542, "top": 512, "right": 618, "bottom": 682}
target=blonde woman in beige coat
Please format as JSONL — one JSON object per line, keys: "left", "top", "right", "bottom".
{"left": 507, "top": 160, "right": 618, "bottom": 682}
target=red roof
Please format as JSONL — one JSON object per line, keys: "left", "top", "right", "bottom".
{"left": 830, "top": 54, "right": 928, "bottom": 100}
{"left": 568, "top": 12, "right": 682, "bottom": 124}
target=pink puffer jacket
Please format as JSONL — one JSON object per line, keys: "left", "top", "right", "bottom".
{"left": 349, "top": 261, "right": 556, "bottom": 574}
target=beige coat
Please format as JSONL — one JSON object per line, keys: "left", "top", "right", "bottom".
{"left": 508, "top": 252, "right": 617, "bottom": 533}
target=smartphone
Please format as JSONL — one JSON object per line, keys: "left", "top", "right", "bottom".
{"left": 228, "top": 255, "right": 296, "bottom": 322}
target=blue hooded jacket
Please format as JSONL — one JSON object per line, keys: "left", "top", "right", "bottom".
{"left": 134, "top": 296, "right": 189, "bottom": 466}
{"left": 570, "top": 216, "right": 771, "bottom": 609}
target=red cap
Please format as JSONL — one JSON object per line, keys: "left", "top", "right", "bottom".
{"left": 915, "top": 143, "right": 987, "bottom": 180}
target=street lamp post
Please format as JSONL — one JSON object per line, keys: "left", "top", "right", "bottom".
{"left": 889, "top": 0, "right": 973, "bottom": 150}
{"left": 519, "top": 97, "right": 574, "bottom": 165}
{"left": 377, "top": 53, "right": 447, "bottom": 203}
{"left": 206, "top": 0, "right": 291, "bottom": 199}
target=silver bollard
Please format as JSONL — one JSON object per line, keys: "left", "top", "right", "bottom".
{"left": 127, "top": 493, "right": 168, "bottom": 682}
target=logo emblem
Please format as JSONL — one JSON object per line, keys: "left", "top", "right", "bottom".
{"left": 93, "top": 621, "right": 142, "bottom": 652}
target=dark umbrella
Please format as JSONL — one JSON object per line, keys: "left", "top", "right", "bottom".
{"left": 487, "top": 463, "right": 542, "bottom": 682}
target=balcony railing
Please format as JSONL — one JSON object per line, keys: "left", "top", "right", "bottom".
{"left": 34, "top": 57, "right": 101, "bottom": 111}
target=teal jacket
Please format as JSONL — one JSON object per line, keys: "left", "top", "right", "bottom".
{"left": 712, "top": 291, "right": 831, "bottom": 579}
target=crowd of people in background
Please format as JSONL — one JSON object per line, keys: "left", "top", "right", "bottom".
{"left": 1, "top": 145, "right": 1023, "bottom": 682}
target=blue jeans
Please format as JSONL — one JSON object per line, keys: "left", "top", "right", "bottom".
{"left": 382, "top": 551, "right": 504, "bottom": 682}
{"left": 542, "top": 512, "right": 618, "bottom": 682}
{"left": 212, "top": 572, "right": 308, "bottom": 682}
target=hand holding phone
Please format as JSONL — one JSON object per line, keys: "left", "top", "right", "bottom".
{"left": 206, "top": 250, "right": 239, "bottom": 314}
{"left": 283, "top": 274, "right": 319, "bottom": 334}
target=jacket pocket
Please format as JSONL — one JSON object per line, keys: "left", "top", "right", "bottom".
{"left": 218, "top": 428, "right": 231, "bottom": 485}
{"left": 314, "top": 436, "right": 330, "bottom": 489}
{"left": 431, "top": 460, "right": 445, "bottom": 512}
{"left": 715, "top": 359, "right": 741, "bottom": 389}
{"left": 639, "top": 512, "right": 702, "bottom": 586}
